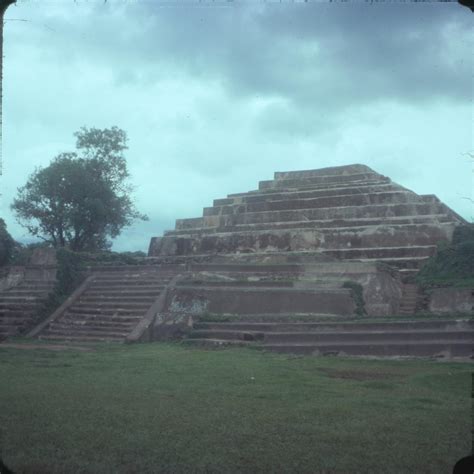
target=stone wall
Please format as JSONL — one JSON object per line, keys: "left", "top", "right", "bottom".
{"left": 428, "top": 288, "right": 474, "bottom": 314}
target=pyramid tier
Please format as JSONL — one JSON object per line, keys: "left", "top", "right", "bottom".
{"left": 148, "top": 164, "right": 466, "bottom": 272}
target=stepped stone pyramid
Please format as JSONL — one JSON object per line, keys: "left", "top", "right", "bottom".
{"left": 149, "top": 164, "right": 465, "bottom": 279}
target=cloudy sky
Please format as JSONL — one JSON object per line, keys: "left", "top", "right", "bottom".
{"left": 1, "top": 0, "right": 472, "bottom": 252}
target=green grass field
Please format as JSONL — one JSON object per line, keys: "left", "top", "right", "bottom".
{"left": 0, "top": 342, "right": 471, "bottom": 474}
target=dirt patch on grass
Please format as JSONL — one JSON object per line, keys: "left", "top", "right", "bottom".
{"left": 318, "top": 367, "right": 404, "bottom": 381}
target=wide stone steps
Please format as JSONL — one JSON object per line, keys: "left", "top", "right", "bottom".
{"left": 0, "top": 290, "right": 54, "bottom": 298}
{"left": 84, "top": 289, "right": 164, "bottom": 297}
{"left": 175, "top": 203, "right": 448, "bottom": 230}
{"left": 50, "top": 319, "right": 136, "bottom": 329}
{"left": 321, "top": 245, "right": 436, "bottom": 260}
{"left": 35, "top": 267, "right": 179, "bottom": 343}
{"left": 195, "top": 318, "right": 471, "bottom": 330}
{"left": 228, "top": 178, "right": 391, "bottom": 198}
{"left": 0, "top": 278, "right": 55, "bottom": 340}
{"left": 64, "top": 305, "right": 149, "bottom": 316}
{"left": 166, "top": 214, "right": 453, "bottom": 236}
{"left": 176, "top": 280, "right": 295, "bottom": 288}
{"left": 61, "top": 312, "right": 144, "bottom": 324}
{"left": 77, "top": 295, "right": 158, "bottom": 303}
{"left": 258, "top": 175, "right": 389, "bottom": 191}
{"left": 44, "top": 324, "right": 131, "bottom": 338}
{"left": 38, "top": 334, "right": 125, "bottom": 343}
{"left": 204, "top": 191, "right": 436, "bottom": 216}
{"left": 68, "top": 302, "right": 153, "bottom": 311}
{"left": 187, "top": 319, "right": 473, "bottom": 358}
{"left": 214, "top": 183, "right": 402, "bottom": 206}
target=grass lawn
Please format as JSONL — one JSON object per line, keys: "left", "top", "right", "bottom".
{"left": 0, "top": 342, "right": 471, "bottom": 474}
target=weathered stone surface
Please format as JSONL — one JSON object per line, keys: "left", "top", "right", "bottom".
{"left": 150, "top": 164, "right": 465, "bottom": 275}
{"left": 0, "top": 267, "right": 25, "bottom": 292}
{"left": 428, "top": 288, "right": 474, "bottom": 314}
{"left": 164, "top": 286, "right": 355, "bottom": 316}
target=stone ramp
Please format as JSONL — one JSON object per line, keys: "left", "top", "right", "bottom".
{"left": 186, "top": 319, "right": 474, "bottom": 359}
{"left": 31, "top": 266, "right": 182, "bottom": 343}
{"left": 149, "top": 164, "right": 466, "bottom": 278}
{"left": 0, "top": 278, "right": 56, "bottom": 341}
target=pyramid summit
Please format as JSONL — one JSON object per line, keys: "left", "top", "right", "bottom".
{"left": 148, "top": 164, "right": 465, "bottom": 280}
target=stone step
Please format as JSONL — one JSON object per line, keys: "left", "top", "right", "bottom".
{"left": 84, "top": 289, "right": 164, "bottom": 297}
{"left": 61, "top": 312, "right": 144, "bottom": 323}
{"left": 189, "top": 329, "right": 473, "bottom": 344}
{"left": 175, "top": 202, "right": 447, "bottom": 230}
{"left": 258, "top": 175, "right": 388, "bottom": 191}
{"left": 1, "top": 289, "right": 54, "bottom": 297}
{"left": 204, "top": 191, "right": 436, "bottom": 217}
{"left": 0, "top": 301, "right": 40, "bottom": 310}
{"left": 38, "top": 334, "right": 124, "bottom": 343}
{"left": 263, "top": 330, "right": 474, "bottom": 344}
{"left": 19, "top": 280, "right": 55, "bottom": 285}
{"left": 182, "top": 338, "right": 254, "bottom": 347}
{"left": 44, "top": 325, "right": 131, "bottom": 338}
{"left": 214, "top": 183, "right": 402, "bottom": 206}
{"left": 166, "top": 214, "right": 454, "bottom": 235}
{"left": 77, "top": 296, "right": 157, "bottom": 304}
{"left": 321, "top": 246, "right": 436, "bottom": 260}
{"left": 0, "top": 315, "right": 35, "bottom": 326}
{"left": 66, "top": 305, "right": 149, "bottom": 315}
{"left": 176, "top": 280, "right": 295, "bottom": 288}
{"left": 0, "top": 297, "right": 41, "bottom": 304}
{"left": 263, "top": 341, "right": 473, "bottom": 358}
{"left": 194, "top": 319, "right": 473, "bottom": 333}
{"left": 229, "top": 176, "right": 391, "bottom": 197}
{"left": 92, "top": 277, "right": 170, "bottom": 284}
{"left": 168, "top": 223, "right": 452, "bottom": 247}
{"left": 188, "top": 329, "right": 265, "bottom": 341}
{"left": 273, "top": 166, "right": 377, "bottom": 180}
{"left": 400, "top": 297, "right": 418, "bottom": 304}
{"left": 49, "top": 319, "right": 136, "bottom": 329}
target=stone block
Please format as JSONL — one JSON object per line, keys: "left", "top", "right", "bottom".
{"left": 165, "top": 286, "right": 355, "bottom": 316}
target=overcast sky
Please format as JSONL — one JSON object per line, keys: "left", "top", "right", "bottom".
{"left": 2, "top": 0, "right": 473, "bottom": 252}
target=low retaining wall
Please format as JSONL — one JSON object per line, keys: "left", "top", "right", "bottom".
{"left": 428, "top": 288, "right": 474, "bottom": 314}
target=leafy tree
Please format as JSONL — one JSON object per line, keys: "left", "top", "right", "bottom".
{"left": 11, "top": 127, "right": 147, "bottom": 251}
{"left": 0, "top": 218, "right": 15, "bottom": 266}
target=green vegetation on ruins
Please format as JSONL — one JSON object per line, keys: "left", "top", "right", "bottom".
{"left": 0, "top": 343, "right": 470, "bottom": 474}
{"left": 0, "top": 218, "right": 15, "bottom": 266}
{"left": 416, "top": 224, "right": 474, "bottom": 288}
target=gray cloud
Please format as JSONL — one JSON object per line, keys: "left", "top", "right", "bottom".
{"left": 3, "top": 1, "right": 472, "bottom": 252}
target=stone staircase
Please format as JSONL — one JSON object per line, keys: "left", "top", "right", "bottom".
{"left": 0, "top": 278, "right": 56, "bottom": 341}
{"left": 186, "top": 318, "right": 474, "bottom": 358}
{"left": 149, "top": 164, "right": 466, "bottom": 279}
{"left": 34, "top": 266, "right": 181, "bottom": 343}
{"left": 399, "top": 283, "right": 421, "bottom": 315}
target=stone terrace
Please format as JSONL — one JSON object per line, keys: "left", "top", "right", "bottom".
{"left": 148, "top": 164, "right": 466, "bottom": 280}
